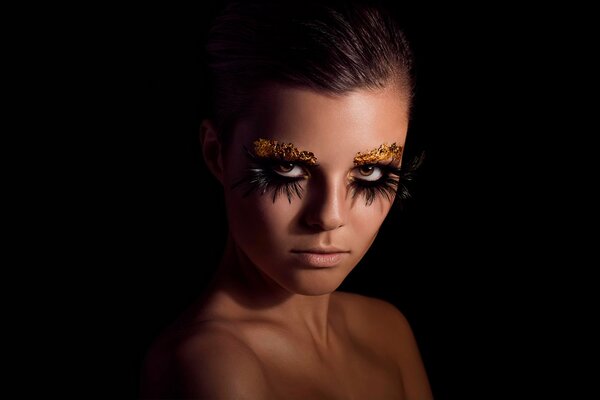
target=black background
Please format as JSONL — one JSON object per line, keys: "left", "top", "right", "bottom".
{"left": 68, "top": 1, "right": 588, "bottom": 398}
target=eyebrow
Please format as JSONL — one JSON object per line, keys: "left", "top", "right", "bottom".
{"left": 252, "top": 138, "right": 318, "bottom": 166}
{"left": 354, "top": 143, "right": 403, "bottom": 166}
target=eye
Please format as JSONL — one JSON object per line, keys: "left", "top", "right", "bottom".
{"left": 352, "top": 165, "right": 383, "bottom": 182}
{"left": 273, "top": 162, "right": 305, "bottom": 178}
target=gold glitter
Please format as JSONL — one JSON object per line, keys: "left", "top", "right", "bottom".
{"left": 354, "top": 143, "right": 403, "bottom": 165}
{"left": 253, "top": 138, "right": 318, "bottom": 166}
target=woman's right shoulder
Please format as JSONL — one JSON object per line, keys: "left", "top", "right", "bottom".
{"left": 175, "top": 319, "right": 257, "bottom": 359}
{"left": 141, "top": 319, "right": 268, "bottom": 398}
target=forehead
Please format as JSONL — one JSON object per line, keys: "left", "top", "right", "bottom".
{"left": 231, "top": 84, "right": 410, "bottom": 160}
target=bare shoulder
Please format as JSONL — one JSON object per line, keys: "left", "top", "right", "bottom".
{"left": 140, "top": 321, "right": 268, "bottom": 399}
{"left": 331, "top": 291, "right": 418, "bottom": 354}
{"left": 332, "top": 291, "right": 434, "bottom": 400}
{"left": 176, "top": 322, "right": 269, "bottom": 397}
{"left": 332, "top": 291, "right": 410, "bottom": 331}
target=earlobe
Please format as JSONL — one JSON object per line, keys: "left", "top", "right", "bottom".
{"left": 199, "top": 119, "right": 224, "bottom": 184}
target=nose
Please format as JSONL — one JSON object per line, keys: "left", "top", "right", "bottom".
{"left": 302, "top": 175, "right": 347, "bottom": 231}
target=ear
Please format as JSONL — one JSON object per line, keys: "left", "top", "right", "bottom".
{"left": 199, "top": 119, "right": 224, "bottom": 184}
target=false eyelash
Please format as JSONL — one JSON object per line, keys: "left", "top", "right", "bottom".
{"left": 395, "top": 151, "right": 425, "bottom": 204}
{"left": 350, "top": 172, "right": 400, "bottom": 206}
{"left": 233, "top": 148, "right": 425, "bottom": 206}
{"left": 350, "top": 151, "right": 425, "bottom": 206}
{"left": 232, "top": 148, "right": 306, "bottom": 203}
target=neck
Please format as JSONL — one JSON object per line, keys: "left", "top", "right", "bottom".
{"left": 210, "top": 235, "right": 332, "bottom": 344}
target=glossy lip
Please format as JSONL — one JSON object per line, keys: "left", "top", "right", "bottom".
{"left": 290, "top": 248, "right": 350, "bottom": 268}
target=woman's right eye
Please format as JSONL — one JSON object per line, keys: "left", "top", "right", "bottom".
{"left": 272, "top": 162, "right": 305, "bottom": 178}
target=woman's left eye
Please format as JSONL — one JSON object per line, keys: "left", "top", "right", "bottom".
{"left": 352, "top": 165, "right": 383, "bottom": 181}
{"left": 272, "top": 162, "right": 305, "bottom": 178}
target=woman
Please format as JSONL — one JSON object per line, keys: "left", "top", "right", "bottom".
{"left": 141, "top": 1, "right": 432, "bottom": 398}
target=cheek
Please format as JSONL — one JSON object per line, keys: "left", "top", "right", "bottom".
{"left": 221, "top": 155, "right": 299, "bottom": 255}
{"left": 224, "top": 187, "right": 301, "bottom": 251}
{"left": 348, "top": 199, "right": 392, "bottom": 245}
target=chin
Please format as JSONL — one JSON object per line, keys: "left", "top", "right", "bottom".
{"left": 280, "top": 270, "right": 348, "bottom": 296}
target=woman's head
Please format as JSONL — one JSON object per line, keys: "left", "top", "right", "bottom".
{"left": 201, "top": 0, "right": 414, "bottom": 296}
{"left": 204, "top": 0, "right": 414, "bottom": 144}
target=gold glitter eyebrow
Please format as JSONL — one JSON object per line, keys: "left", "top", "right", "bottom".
{"left": 252, "top": 138, "right": 318, "bottom": 166}
{"left": 354, "top": 143, "right": 403, "bottom": 166}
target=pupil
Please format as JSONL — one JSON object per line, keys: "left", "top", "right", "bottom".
{"left": 360, "top": 166, "right": 374, "bottom": 175}
{"left": 280, "top": 163, "right": 293, "bottom": 172}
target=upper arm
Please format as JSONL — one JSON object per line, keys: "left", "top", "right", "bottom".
{"left": 175, "top": 330, "right": 269, "bottom": 399}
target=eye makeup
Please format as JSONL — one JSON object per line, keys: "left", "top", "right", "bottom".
{"left": 348, "top": 149, "right": 424, "bottom": 206}
{"left": 348, "top": 163, "right": 403, "bottom": 206}
{"left": 233, "top": 138, "right": 421, "bottom": 206}
{"left": 346, "top": 143, "right": 404, "bottom": 205}
{"left": 353, "top": 143, "right": 403, "bottom": 166}
{"left": 253, "top": 138, "right": 318, "bottom": 166}
{"left": 232, "top": 138, "right": 316, "bottom": 203}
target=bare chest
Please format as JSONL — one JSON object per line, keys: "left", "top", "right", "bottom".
{"left": 254, "top": 335, "right": 405, "bottom": 399}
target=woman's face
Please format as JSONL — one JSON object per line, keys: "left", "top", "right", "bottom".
{"left": 221, "top": 83, "right": 410, "bottom": 296}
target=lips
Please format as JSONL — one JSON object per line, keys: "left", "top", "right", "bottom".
{"left": 291, "top": 247, "right": 350, "bottom": 268}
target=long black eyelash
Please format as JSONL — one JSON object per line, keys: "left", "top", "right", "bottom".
{"left": 232, "top": 148, "right": 305, "bottom": 203}
{"left": 350, "top": 152, "right": 425, "bottom": 206}
{"left": 395, "top": 151, "right": 425, "bottom": 204}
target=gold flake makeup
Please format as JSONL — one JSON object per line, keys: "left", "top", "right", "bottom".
{"left": 353, "top": 143, "right": 403, "bottom": 166}
{"left": 253, "top": 138, "right": 318, "bottom": 166}
{"left": 233, "top": 138, "right": 316, "bottom": 203}
{"left": 236, "top": 139, "right": 412, "bottom": 206}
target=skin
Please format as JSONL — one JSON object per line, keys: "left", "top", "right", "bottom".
{"left": 140, "top": 83, "right": 433, "bottom": 399}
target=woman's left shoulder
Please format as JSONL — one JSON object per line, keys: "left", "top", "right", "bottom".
{"left": 331, "top": 291, "right": 411, "bottom": 334}
{"left": 331, "top": 293, "right": 419, "bottom": 362}
{"left": 332, "top": 291, "right": 434, "bottom": 399}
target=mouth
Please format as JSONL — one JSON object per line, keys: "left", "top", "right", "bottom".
{"left": 290, "top": 248, "right": 350, "bottom": 268}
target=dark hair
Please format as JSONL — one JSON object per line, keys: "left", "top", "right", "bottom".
{"left": 204, "top": 0, "right": 414, "bottom": 142}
